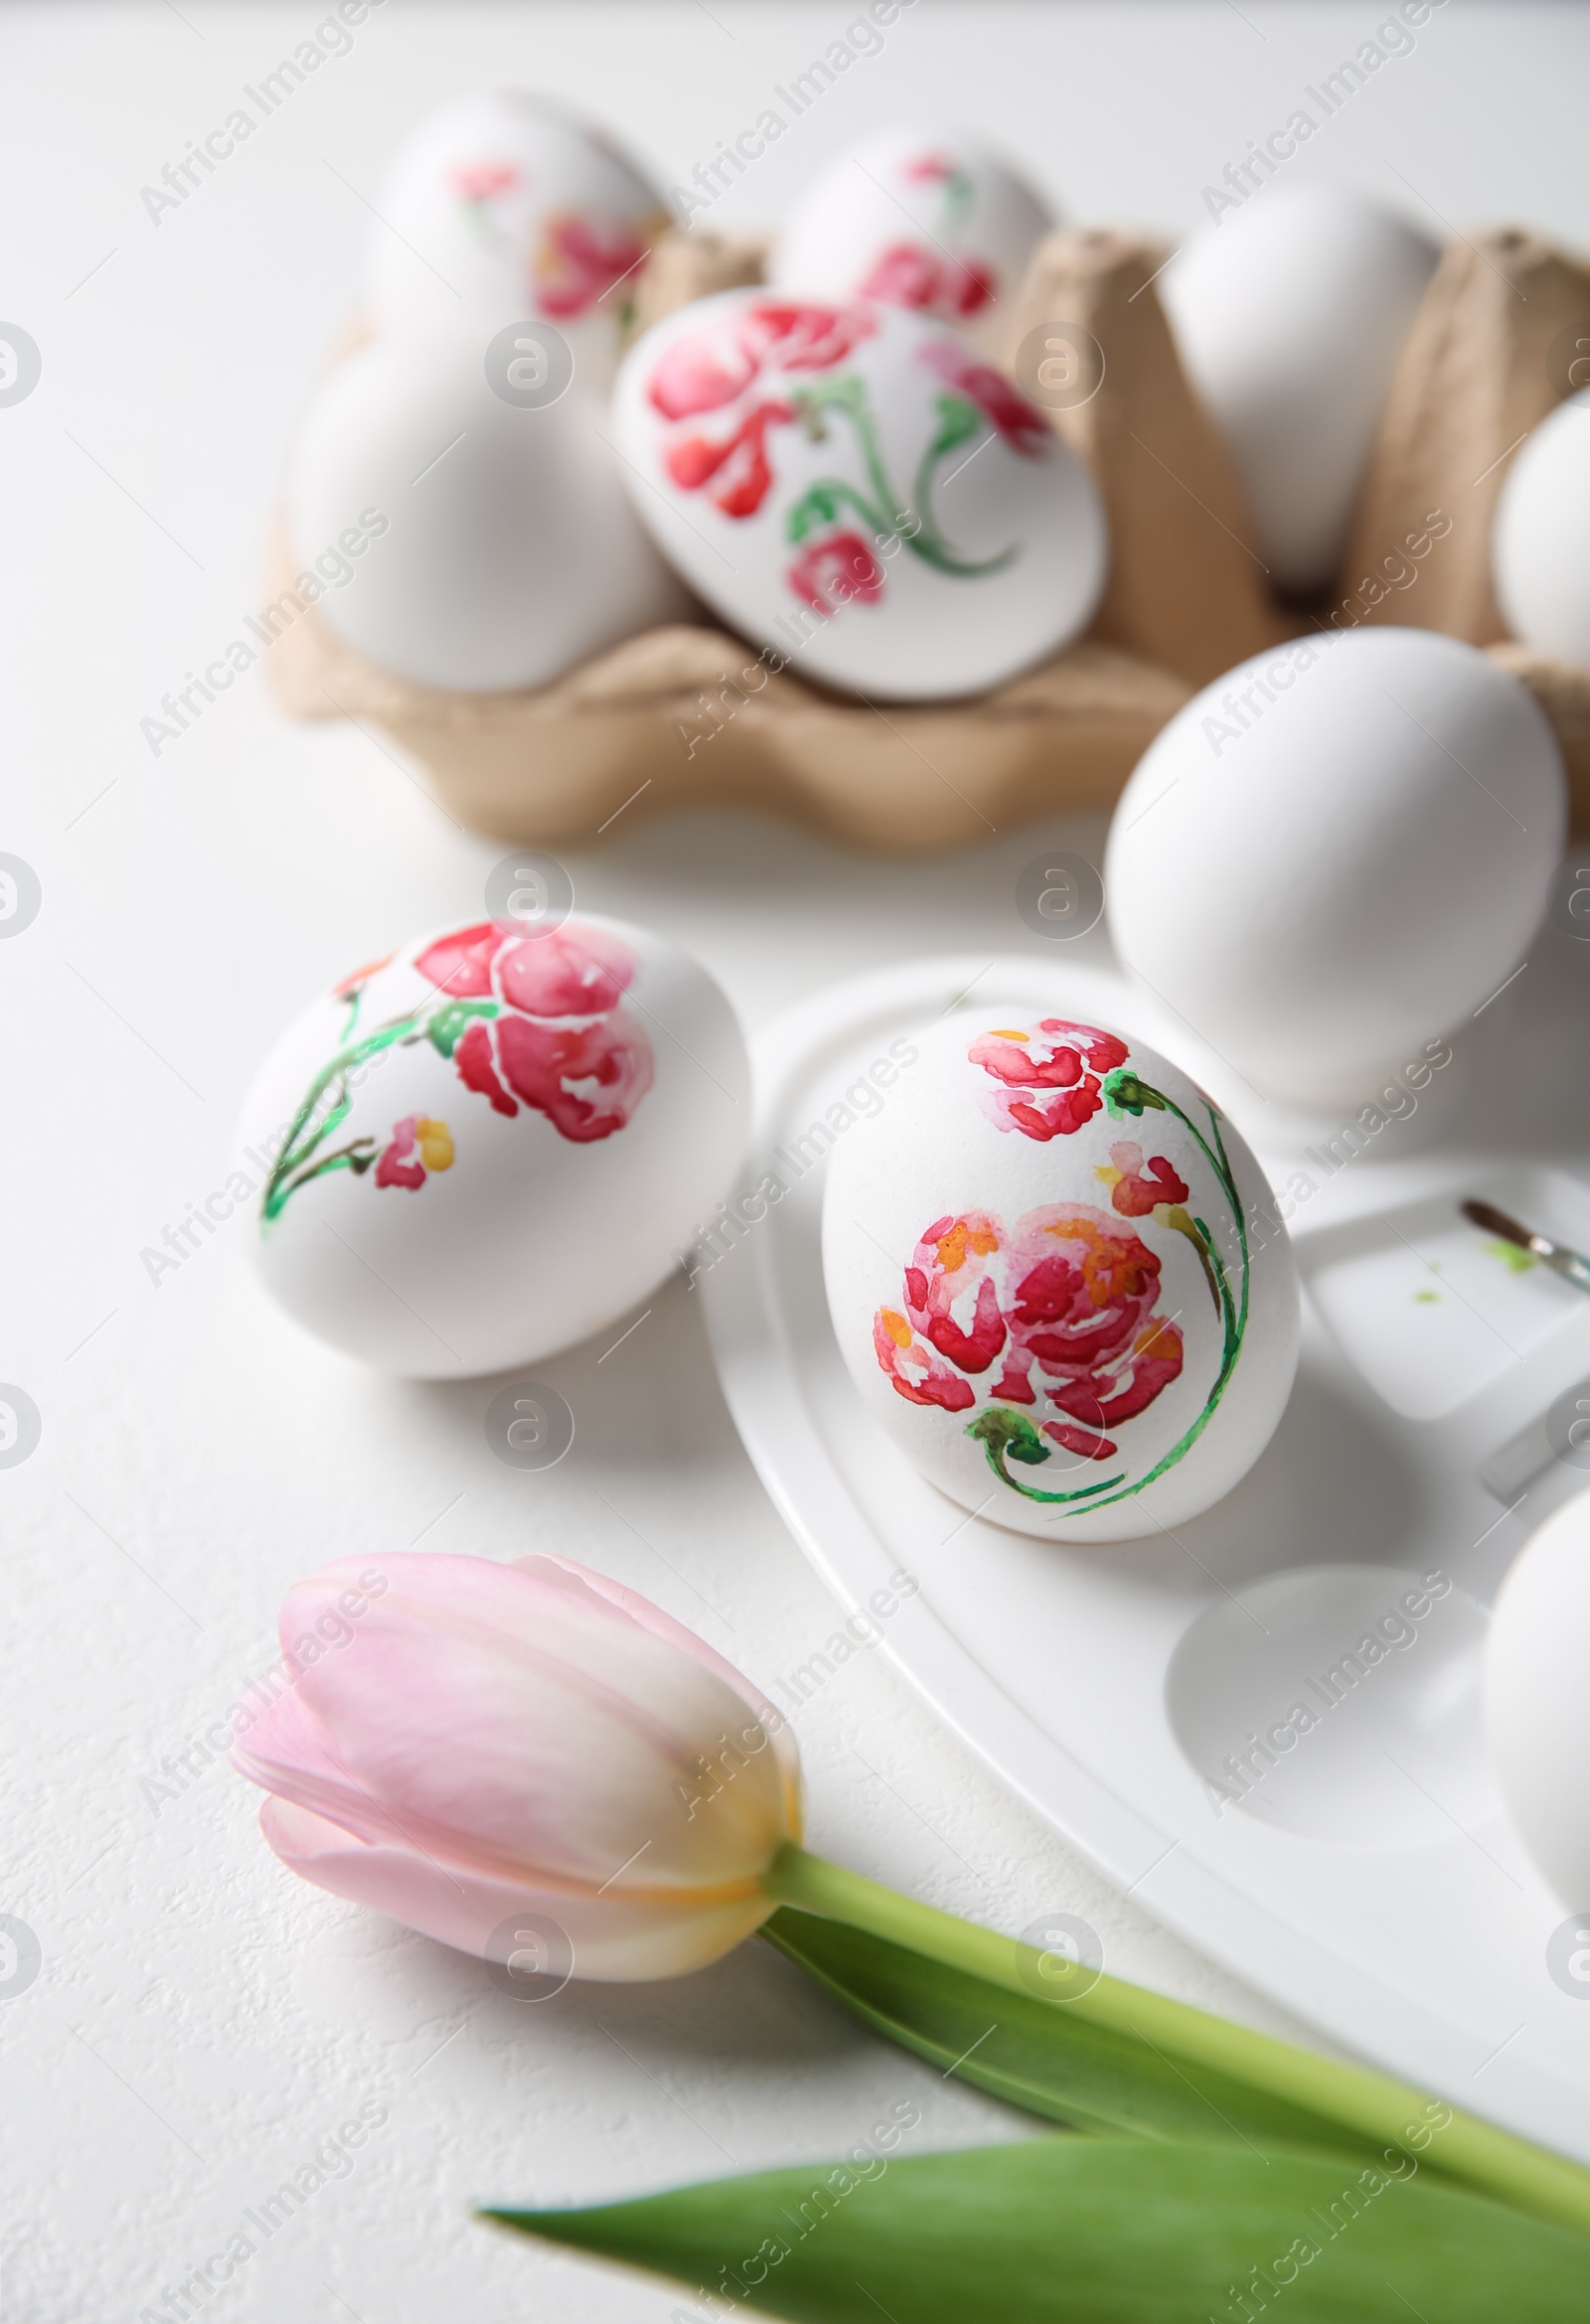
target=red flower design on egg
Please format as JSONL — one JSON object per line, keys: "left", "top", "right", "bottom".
{"left": 920, "top": 344, "right": 1048, "bottom": 455}
{"left": 415, "top": 920, "right": 654, "bottom": 1145}
{"left": 862, "top": 242, "right": 995, "bottom": 321}
{"left": 874, "top": 1310, "right": 979, "bottom": 1414}
{"left": 740, "top": 301, "right": 878, "bottom": 376}
{"left": 1097, "top": 1140, "right": 1191, "bottom": 1219}
{"left": 649, "top": 328, "right": 757, "bottom": 423}
{"left": 534, "top": 211, "right": 650, "bottom": 318}
{"left": 375, "top": 1114, "right": 454, "bottom": 1190}
{"left": 332, "top": 952, "right": 395, "bottom": 1000}
{"left": 665, "top": 399, "right": 796, "bottom": 519}
{"left": 262, "top": 922, "right": 656, "bottom": 1227}
{"left": 889, "top": 1211, "right": 1007, "bottom": 1389}
{"left": 968, "top": 1019, "right": 1131, "bottom": 1141}
{"left": 993, "top": 1207, "right": 1185, "bottom": 1458}
{"left": 647, "top": 300, "right": 878, "bottom": 521}
{"left": 450, "top": 161, "right": 520, "bottom": 206}
{"left": 648, "top": 301, "right": 877, "bottom": 422}
{"left": 874, "top": 1205, "right": 1184, "bottom": 1461}
{"left": 787, "top": 531, "right": 886, "bottom": 616}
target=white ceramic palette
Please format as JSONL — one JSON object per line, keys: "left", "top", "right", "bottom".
{"left": 701, "top": 951, "right": 1590, "bottom": 2159}
{"left": 1304, "top": 1179, "right": 1590, "bottom": 1424}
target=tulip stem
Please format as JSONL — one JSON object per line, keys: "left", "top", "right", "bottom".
{"left": 760, "top": 1842, "right": 1590, "bottom": 2241}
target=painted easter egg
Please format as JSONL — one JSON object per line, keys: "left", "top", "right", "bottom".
{"left": 1494, "top": 387, "right": 1590, "bottom": 666}
{"left": 287, "top": 333, "right": 691, "bottom": 692}
{"left": 610, "top": 289, "right": 1107, "bottom": 701}
{"left": 822, "top": 1011, "right": 1299, "bottom": 1543}
{"left": 769, "top": 122, "right": 1057, "bottom": 358}
{"left": 367, "top": 90, "right": 669, "bottom": 388}
{"left": 1161, "top": 187, "right": 1436, "bottom": 592}
{"left": 1105, "top": 628, "right": 1565, "bottom": 1109}
{"left": 238, "top": 914, "right": 748, "bottom": 1378}
{"left": 1485, "top": 1486, "right": 1590, "bottom": 1906}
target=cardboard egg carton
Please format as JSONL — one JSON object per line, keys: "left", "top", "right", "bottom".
{"left": 269, "top": 223, "right": 1590, "bottom": 847}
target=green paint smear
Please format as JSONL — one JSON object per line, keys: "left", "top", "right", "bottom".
{"left": 1487, "top": 1238, "right": 1537, "bottom": 1275}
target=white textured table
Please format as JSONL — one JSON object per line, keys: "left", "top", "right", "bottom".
{"left": 3, "top": 5, "right": 1585, "bottom": 2317}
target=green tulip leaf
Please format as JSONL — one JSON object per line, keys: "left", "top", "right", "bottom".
{"left": 757, "top": 1848, "right": 1590, "bottom": 2241}
{"left": 486, "top": 2136, "right": 1590, "bottom": 2324}
{"left": 762, "top": 1907, "right": 1393, "bottom": 2165}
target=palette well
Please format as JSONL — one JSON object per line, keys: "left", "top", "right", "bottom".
{"left": 701, "top": 952, "right": 1590, "bottom": 2159}
{"left": 1300, "top": 1169, "right": 1590, "bottom": 1423}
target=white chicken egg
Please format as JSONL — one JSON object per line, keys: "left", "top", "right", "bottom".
{"left": 769, "top": 121, "right": 1057, "bottom": 358}
{"left": 1105, "top": 628, "right": 1565, "bottom": 1108}
{"left": 610, "top": 288, "right": 1107, "bottom": 701}
{"left": 822, "top": 1011, "right": 1299, "bottom": 1543}
{"left": 1494, "top": 387, "right": 1590, "bottom": 666}
{"left": 287, "top": 333, "right": 691, "bottom": 693}
{"left": 1161, "top": 187, "right": 1437, "bottom": 593}
{"left": 238, "top": 914, "right": 748, "bottom": 1378}
{"left": 367, "top": 90, "right": 668, "bottom": 388}
{"left": 1485, "top": 1485, "right": 1590, "bottom": 1905}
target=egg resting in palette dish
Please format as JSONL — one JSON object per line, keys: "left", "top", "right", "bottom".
{"left": 1104, "top": 627, "right": 1566, "bottom": 1110}
{"left": 1493, "top": 387, "right": 1590, "bottom": 668}
{"left": 822, "top": 1012, "right": 1299, "bottom": 1543}
{"left": 287, "top": 335, "right": 691, "bottom": 693}
{"left": 1161, "top": 186, "right": 1436, "bottom": 594}
{"left": 768, "top": 122, "right": 1057, "bottom": 359}
{"left": 611, "top": 290, "right": 1107, "bottom": 702}
{"left": 367, "top": 90, "right": 669, "bottom": 388}
{"left": 239, "top": 915, "right": 748, "bottom": 1378}
{"left": 1484, "top": 1486, "right": 1590, "bottom": 1909}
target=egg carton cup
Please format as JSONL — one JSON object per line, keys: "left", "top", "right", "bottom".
{"left": 269, "top": 223, "right": 1590, "bottom": 848}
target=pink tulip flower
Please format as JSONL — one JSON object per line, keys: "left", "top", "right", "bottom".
{"left": 233, "top": 1552, "right": 803, "bottom": 1981}
{"left": 229, "top": 1567, "right": 1583, "bottom": 2245}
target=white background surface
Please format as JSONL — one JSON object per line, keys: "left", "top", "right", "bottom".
{"left": 3, "top": 5, "right": 1587, "bottom": 2318}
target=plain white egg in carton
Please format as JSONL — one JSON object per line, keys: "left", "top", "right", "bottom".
{"left": 1158, "top": 184, "right": 1590, "bottom": 677}
{"left": 1494, "top": 387, "right": 1590, "bottom": 669}
{"left": 288, "top": 334, "right": 693, "bottom": 694}
{"left": 1158, "top": 185, "right": 1440, "bottom": 597}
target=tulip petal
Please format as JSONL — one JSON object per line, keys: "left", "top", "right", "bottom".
{"left": 259, "top": 1799, "right": 775, "bottom": 1981}
{"left": 234, "top": 1552, "right": 803, "bottom": 1985}
{"left": 522, "top": 1553, "right": 802, "bottom": 1826}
